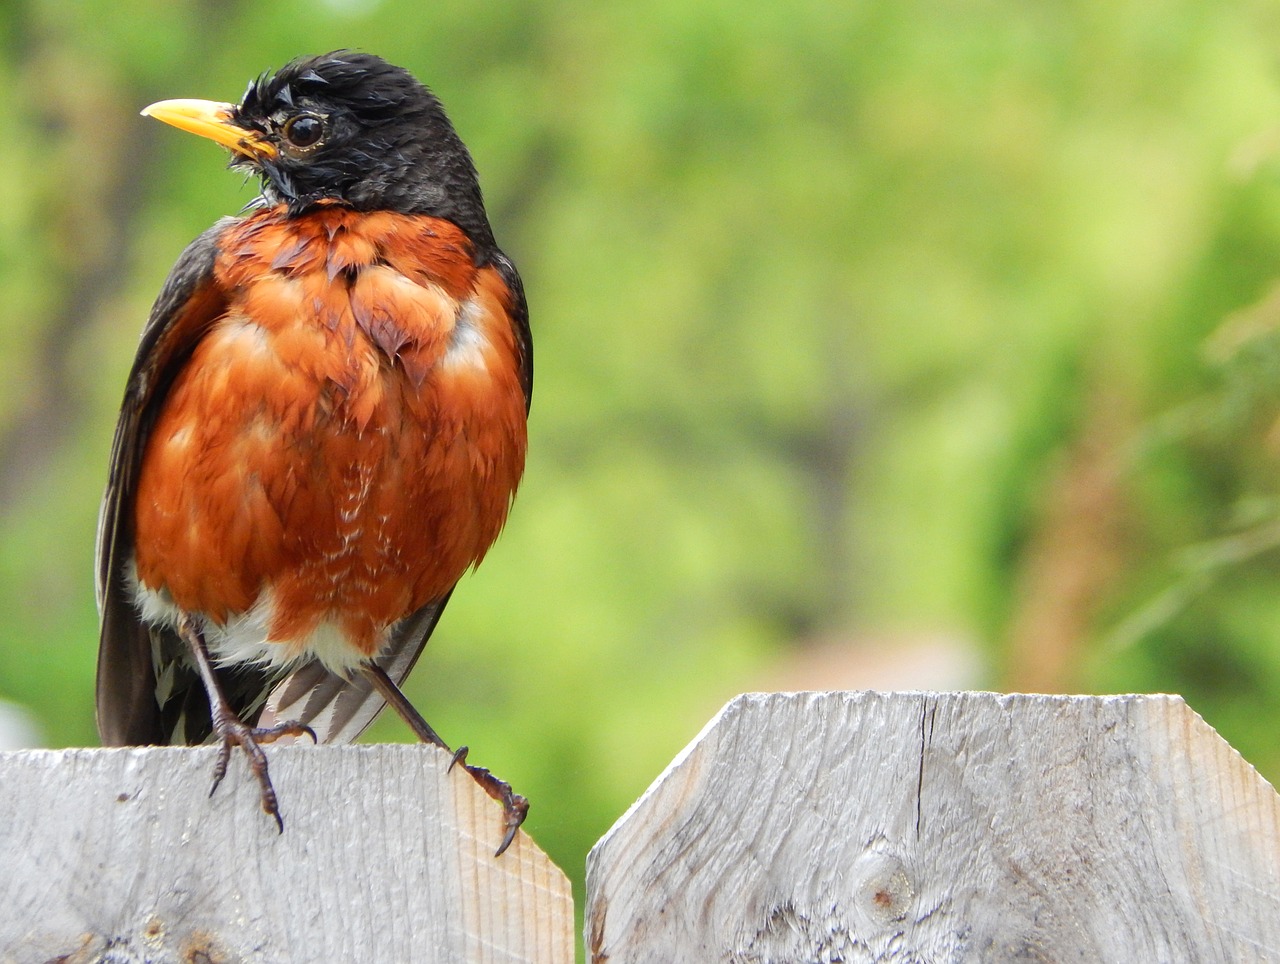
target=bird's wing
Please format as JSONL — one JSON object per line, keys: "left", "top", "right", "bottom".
{"left": 491, "top": 250, "right": 533, "bottom": 412}
{"left": 257, "top": 591, "right": 453, "bottom": 745}
{"left": 94, "top": 219, "right": 278, "bottom": 746}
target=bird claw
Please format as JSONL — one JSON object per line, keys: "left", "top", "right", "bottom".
{"left": 207, "top": 713, "right": 315, "bottom": 832}
{"left": 448, "top": 744, "right": 470, "bottom": 772}
{"left": 446, "top": 746, "right": 528, "bottom": 856}
{"left": 358, "top": 664, "right": 528, "bottom": 855}
{"left": 496, "top": 792, "right": 530, "bottom": 858}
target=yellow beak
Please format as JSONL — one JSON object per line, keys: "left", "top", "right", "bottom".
{"left": 141, "top": 99, "right": 277, "bottom": 159}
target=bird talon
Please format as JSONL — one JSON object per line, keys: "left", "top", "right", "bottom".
{"left": 450, "top": 755, "right": 529, "bottom": 856}
{"left": 495, "top": 793, "right": 530, "bottom": 857}
{"left": 448, "top": 745, "right": 470, "bottom": 772}
{"left": 209, "top": 740, "right": 232, "bottom": 798}
{"left": 205, "top": 713, "right": 310, "bottom": 830}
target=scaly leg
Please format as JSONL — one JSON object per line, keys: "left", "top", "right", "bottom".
{"left": 360, "top": 661, "right": 529, "bottom": 856}
{"left": 178, "top": 616, "right": 316, "bottom": 832}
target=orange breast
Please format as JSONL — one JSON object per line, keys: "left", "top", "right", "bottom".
{"left": 132, "top": 206, "right": 527, "bottom": 663}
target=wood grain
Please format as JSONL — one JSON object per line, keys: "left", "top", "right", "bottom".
{"left": 0, "top": 743, "right": 572, "bottom": 963}
{"left": 586, "top": 691, "right": 1280, "bottom": 963}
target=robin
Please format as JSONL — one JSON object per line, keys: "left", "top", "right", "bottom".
{"left": 94, "top": 51, "right": 532, "bottom": 855}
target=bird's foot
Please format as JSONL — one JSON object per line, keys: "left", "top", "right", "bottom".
{"left": 449, "top": 745, "right": 529, "bottom": 857}
{"left": 208, "top": 713, "right": 317, "bottom": 832}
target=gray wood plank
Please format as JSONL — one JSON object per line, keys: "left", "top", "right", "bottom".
{"left": 586, "top": 691, "right": 1280, "bottom": 963}
{"left": 0, "top": 743, "right": 573, "bottom": 963}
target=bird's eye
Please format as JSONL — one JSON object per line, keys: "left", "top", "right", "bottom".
{"left": 282, "top": 113, "right": 324, "bottom": 149}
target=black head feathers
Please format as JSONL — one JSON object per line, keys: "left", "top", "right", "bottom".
{"left": 230, "top": 52, "right": 494, "bottom": 250}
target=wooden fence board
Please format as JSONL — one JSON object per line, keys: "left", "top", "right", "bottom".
{"left": 585, "top": 691, "right": 1280, "bottom": 963}
{"left": 9, "top": 692, "right": 1279, "bottom": 962}
{"left": 0, "top": 744, "right": 573, "bottom": 964}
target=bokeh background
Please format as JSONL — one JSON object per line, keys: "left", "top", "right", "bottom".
{"left": 5, "top": 0, "right": 1280, "bottom": 927}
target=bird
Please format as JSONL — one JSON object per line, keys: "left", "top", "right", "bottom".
{"left": 94, "top": 51, "right": 532, "bottom": 855}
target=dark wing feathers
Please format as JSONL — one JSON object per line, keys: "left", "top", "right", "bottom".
{"left": 257, "top": 592, "right": 453, "bottom": 745}
{"left": 95, "top": 220, "right": 234, "bottom": 609}
{"left": 491, "top": 250, "right": 533, "bottom": 411}
{"left": 95, "top": 221, "right": 248, "bottom": 746}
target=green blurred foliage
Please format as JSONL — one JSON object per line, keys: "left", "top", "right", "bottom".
{"left": 5, "top": 0, "right": 1280, "bottom": 920}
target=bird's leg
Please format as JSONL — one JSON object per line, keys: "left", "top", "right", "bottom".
{"left": 359, "top": 661, "right": 451, "bottom": 748}
{"left": 360, "top": 662, "right": 529, "bottom": 856}
{"left": 177, "top": 616, "right": 316, "bottom": 832}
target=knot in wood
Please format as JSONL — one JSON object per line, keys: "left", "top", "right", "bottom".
{"left": 851, "top": 850, "right": 914, "bottom": 925}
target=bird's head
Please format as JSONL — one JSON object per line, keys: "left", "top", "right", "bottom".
{"left": 142, "top": 51, "right": 494, "bottom": 248}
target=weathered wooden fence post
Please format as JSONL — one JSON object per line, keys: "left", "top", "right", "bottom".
{"left": 7, "top": 692, "right": 1280, "bottom": 961}
{"left": 0, "top": 744, "right": 574, "bottom": 963}
{"left": 586, "top": 691, "right": 1280, "bottom": 962}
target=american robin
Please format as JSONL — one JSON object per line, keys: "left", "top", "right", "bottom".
{"left": 94, "top": 51, "right": 532, "bottom": 855}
